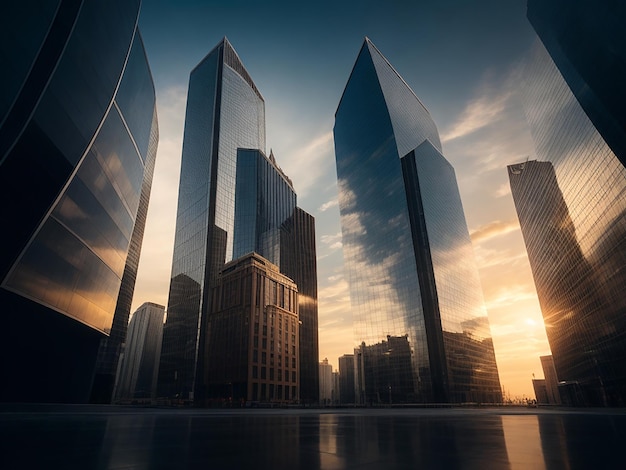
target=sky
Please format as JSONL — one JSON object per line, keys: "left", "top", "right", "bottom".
{"left": 132, "top": 0, "right": 552, "bottom": 399}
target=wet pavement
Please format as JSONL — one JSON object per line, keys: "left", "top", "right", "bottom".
{"left": 1, "top": 405, "right": 625, "bottom": 469}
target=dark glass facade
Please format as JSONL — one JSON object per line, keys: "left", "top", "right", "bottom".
{"left": 233, "top": 150, "right": 319, "bottom": 403}
{"left": 158, "top": 39, "right": 318, "bottom": 404}
{"left": 334, "top": 39, "right": 501, "bottom": 404}
{"left": 338, "top": 354, "right": 356, "bottom": 404}
{"left": 527, "top": 0, "right": 626, "bottom": 167}
{"left": 0, "top": 0, "right": 158, "bottom": 403}
{"left": 509, "top": 40, "right": 626, "bottom": 406}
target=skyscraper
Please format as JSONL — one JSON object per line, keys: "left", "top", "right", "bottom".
{"left": 508, "top": 39, "right": 626, "bottom": 405}
{"left": 333, "top": 38, "right": 501, "bottom": 404}
{"left": 527, "top": 0, "right": 626, "bottom": 167}
{"left": 319, "top": 358, "right": 333, "bottom": 405}
{"left": 233, "top": 149, "right": 319, "bottom": 403}
{"left": 158, "top": 38, "right": 318, "bottom": 404}
{"left": 338, "top": 354, "right": 356, "bottom": 404}
{"left": 0, "top": 0, "right": 158, "bottom": 403}
{"left": 113, "top": 302, "right": 164, "bottom": 403}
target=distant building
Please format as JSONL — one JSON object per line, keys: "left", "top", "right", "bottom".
{"left": 533, "top": 379, "right": 549, "bottom": 404}
{"left": 540, "top": 355, "right": 561, "bottom": 405}
{"left": 205, "top": 253, "right": 299, "bottom": 404}
{"left": 334, "top": 38, "right": 502, "bottom": 404}
{"left": 510, "top": 39, "right": 626, "bottom": 406}
{"left": 338, "top": 354, "right": 356, "bottom": 404}
{"left": 319, "top": 358, "right": 333, "bottom": 405}
{"left": 113, "top": 303, "right": 165, "bottom": 403}
{"left": 158, "top": 38, "right": 318, "bottom": 405}
{"left": 355, "top": 336, "right": 415, "bottom": 405}
{"left": 332, "top": 371, "right": 340, "bottom": 405}
{"left": 527, "top": 0, "right": 626, "bottom": 167}
{"left": 0, "top": 0, "right": 157, "bottom": 403}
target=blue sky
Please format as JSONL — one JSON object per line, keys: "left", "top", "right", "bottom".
{"left": 133, "top": 0, "right": 551, "bottom": 398}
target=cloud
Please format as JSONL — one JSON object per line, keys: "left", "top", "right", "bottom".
{"left": 470, "top": 219, "right": 519, "bottom": 243}
{"left": 441, "top": 90, "right": 513, "bottom": 143}
{"left": 320, "top": 231, "right": 342, "bottom": 250}
{"left": 318, "top": 198, "right": 338, "bottom": 212}
{"left": 277, "top": 130, "right": 334, "bottom": 198}
{"left": 495, "top": 182, "right": 511, "bottom": 198}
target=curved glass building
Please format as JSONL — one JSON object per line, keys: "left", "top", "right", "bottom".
{"left": 509, "top": 39, "right": 626, "bottom": 406}
{"left": 0, "top": 0, "right": 158, "bottom": 403}
{"left": 334, "top": 38, "right": 501, "bottom": 404}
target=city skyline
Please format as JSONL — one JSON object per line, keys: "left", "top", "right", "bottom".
{"left": 133, "top": 0, "right": 551, "bottom": 398}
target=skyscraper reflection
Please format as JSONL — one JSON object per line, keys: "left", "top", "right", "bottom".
{"left": 2, "top": 407, "right": 626, "bottom": 469}
{"left": 512, "top": 39, "right": 626, "bottom": 406}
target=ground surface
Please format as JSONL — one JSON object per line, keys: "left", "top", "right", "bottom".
{"left": 1, "top": 404, "right": 625, "bottom": 469}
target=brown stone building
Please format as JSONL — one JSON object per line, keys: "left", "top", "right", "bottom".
{"left": 205, "top": 252, "right": 299, "bottom": 404}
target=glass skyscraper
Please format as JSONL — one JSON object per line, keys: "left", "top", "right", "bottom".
{"left": 334, "top": 38, "right": 501, "bottom": 404}
{"left": 158, "top": 39, "right": 318, "bottom": 404}
{"left": 527, "top": 0, "right": 626, "bottom": 168}
{"left": 0, "top": 0, "right": 158, "bottom": 403}
{"left": 509, "top": 39, "right": 626, "bottom": 406}
{"left": 113, "top": 302, "right": 165, "bottom": 403}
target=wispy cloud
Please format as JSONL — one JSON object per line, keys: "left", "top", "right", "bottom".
{"left": 495, "top": 182, "right": 511, "bottom": 198}
{"left": 441, "top": 90, "right": 513, "bottom": 143}
{"left": 318, "top": 198, "right": 338, "bottom": 212}
{"left": 321, "top": 231, "right": 342, "bottom": 250}
{"left": 278, "top": 130, "right": 334, "bottom": 198}
{"left": 470, "top": 219, "right": 519, "bottom": 243}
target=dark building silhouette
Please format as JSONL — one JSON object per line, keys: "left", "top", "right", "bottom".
{"left": 158, "top": 39, "right": 318, "bottom": 405}
{"left": 533, "top": 379, "right": 549, "bottom": 404}
{"left": 338, "top": 354, "right": 356, "bottom": 404}
{"left": 527, "top": 0, "right": 626, "bottom": 167}
{"left": 334, "top": 38, "right": 502, "bottom": 404}
{"left": 541, "top": 355, "right": 561, "bottom": 405}
{"left": 355, "top": 336, "right": 416, "bottom": 404}
{"left": 206, "top": 253, "right": 299, "bottom": 404}
{"left": 513, "top": 39, "right": 626, "bottom": 406}
{"left": 0, "top": 0, "right": 157, "bottom": 403}
{"left": 113, "top": 302, "right": 164, "bottom": 403}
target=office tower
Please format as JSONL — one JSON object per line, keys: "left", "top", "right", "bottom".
{"left": 338, "top": 354, "right": 356, "bottom": 404}
{"left": 532, "top": 379, "right": 548, "bottom": 404}
{"left": 287, "top": 207, "right": 319, "bottom": 404}
{"left": 540, "top": 355, "right": 561, "bottom": 405}
{"left": 332, "top": 371, "right": 340, "bottom": 404}
{"left": 334, "top": 38, "right": 502, "bottom": 404}
{"left": 158, "top": 38, "right": 318, "bottom": 404}
{"left": 319, "top": 358, "right": 333, "bottom": 405}
{"left": 113, "top": 302, "right": 165, "bottom": 403}
{"left": 206, "top": 253, "right": 299, "bottom": 404}
{"left": 510, "top": 40, "right": 626, "bottom": 406}
{"left": 0, "top": 0, "right": 157, "bottom": 403}
{"left": 527, "top": 0, "right": 626, "bottom": 167}
{"left": 233, "top": 149, "right": 319, "bottom": 403}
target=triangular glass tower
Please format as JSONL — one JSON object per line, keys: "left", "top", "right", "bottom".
{"left": 334, "top": 38, "right": 502, "bottom": 404}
